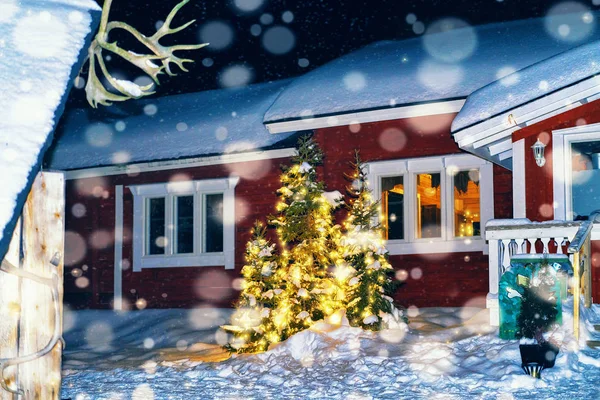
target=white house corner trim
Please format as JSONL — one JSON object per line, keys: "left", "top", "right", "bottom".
{"left": 512, "top": 139, "right": 527, "bottom": 218}
{"left": 113, "top": 185, "right": 124, "bottom": 310}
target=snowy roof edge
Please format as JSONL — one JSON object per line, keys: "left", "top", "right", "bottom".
{"left": 0, "top": 7, "right": 101, "bottom": 263}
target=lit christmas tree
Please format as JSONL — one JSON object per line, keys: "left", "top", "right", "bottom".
{"left": 223, "top": 221, "right": 280, "bottom": 353}
{"left": 268, "top": 135, "right": 343, "bottom": 340}
{"left": 342, "top": 152, "right": 405, "bottom": 330}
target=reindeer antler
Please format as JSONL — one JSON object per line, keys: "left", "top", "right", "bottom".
{"left": 85, "top": 0, "right": 207, "bottom": 108}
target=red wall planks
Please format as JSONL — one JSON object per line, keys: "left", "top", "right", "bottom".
{"left": 64, "top": 113, "right": 514, "bottom": 310}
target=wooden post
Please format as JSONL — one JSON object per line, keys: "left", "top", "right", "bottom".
{"left": 584, "top": 237, "right": 593, "bottom": 308}
{"left": 573, "top": 250, "right": 580, "bottom": 341}
{"left": 0, "top": 221, "right": 21, "bottom": 400}
{"left": 0, "top": 172, "right": 65, "bottom": 399}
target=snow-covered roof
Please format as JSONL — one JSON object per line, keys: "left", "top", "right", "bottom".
{"left": 453, "top": 40, "right": 600, "bottom": 133}
{"left": 46, "top": 80, "right": 297, "bottom": 170}
{"left": 264, "top": 15, "right": 600, "bottom": 124}
{"left": 0, "top": 0, "right": 100, "bottom": 261}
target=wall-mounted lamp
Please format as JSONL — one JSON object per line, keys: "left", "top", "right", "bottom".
{"left": 532, "top": 139, "right": 546, "bottom": 167}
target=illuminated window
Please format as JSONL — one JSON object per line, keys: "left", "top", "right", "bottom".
{"left": 416, "top": 172, "right": 441, "bottom": 239}
{"left": 366, "top": 154, "right": 493, "bottom": 255}
{"left": 381, "top": 176, "right": 404, "bottom": 240}
{"left": 453, "top": 170, "right": 481, "bottom": 237}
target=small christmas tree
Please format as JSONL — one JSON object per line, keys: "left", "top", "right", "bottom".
{"left": 268, "top": 135, "right": 342, "bottom": 339}
{"left": 342, "top": 152, "right": 404, "bottom": 330}
{"left": 223, "top": 221, "right": 280, "bottom": 353}
{"left": 516, "top": 264, "right": 559, "bottom": 343}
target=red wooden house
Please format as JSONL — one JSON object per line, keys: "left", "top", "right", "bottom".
{"left": 46, "top": 14, "right": 600, "bottom": 317}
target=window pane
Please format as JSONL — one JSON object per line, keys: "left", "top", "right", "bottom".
{"left": 571, "top": 141, "right": 600, "bottom": 220}
{"left": 147, "top": 197, "right": 166, "bottom": 255}
{"left": 205, "top": 194, "right": 224, "bottom": 253}
{"left": 454, "top": 170, "right": 481, "bottom": 237}
{"left": 381, "top": 176, "right": 404, "bottom": 240}
{"left": 416, "top": 173, "right": 441, "bottom": 239}
{"left": 176, "top": 196, "right": 194, "bottom": 254}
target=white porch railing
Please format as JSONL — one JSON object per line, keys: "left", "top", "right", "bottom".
{"left": 485, "top": 218, "right": 596, "bottom": 332}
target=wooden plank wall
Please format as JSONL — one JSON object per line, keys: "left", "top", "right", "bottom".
{"left": 0, "top": 172, "right": 65, "bottom": 399}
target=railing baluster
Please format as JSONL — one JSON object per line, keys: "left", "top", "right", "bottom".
{"left": 541, "top": 237, "right": 551, "bottom": 254}
{"left": 556, "top": 238, "right": 564, "bottom": 254}
{"left": 516, "top": 238, "right": 526, "bottom": 255}
{"left": 502, "top": 239, "right": 511, "bottom": 273}
{"left": 529, "top": 238, "right": 537, "bottom": 254}
{"left": 508, "top": 239, "right": 518, "bottom": 258}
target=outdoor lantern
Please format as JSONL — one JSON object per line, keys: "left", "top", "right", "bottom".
{"left": 532, "top": 139, "right": 546, "bottom": 167}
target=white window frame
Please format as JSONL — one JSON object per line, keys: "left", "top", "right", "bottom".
{"left": 367, "top": 154, "right": 494, "bottom": 255}
{"left": 553, "top": 123, "right": 600, "bottom": 240}
{"left": 130, "top": 176, "right": 239, "bottom": 271}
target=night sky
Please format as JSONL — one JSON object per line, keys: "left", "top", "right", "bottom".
{"left": 66, "top": 0, "right": 600, "bottom": 107}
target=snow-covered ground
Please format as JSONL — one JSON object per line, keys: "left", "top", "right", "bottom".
{"left": 61, "top": 302, "right": 600, "bottom": 400}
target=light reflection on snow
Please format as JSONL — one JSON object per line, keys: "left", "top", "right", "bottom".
{"left": 0, "top": 0, "right": 18, "bottom": 23}
{"left": 84, "top": 321, "right": 114, "bottom": 351}
{"left": 144, "top": 104, "right": 158, "bottom": 116}
{"left": 9, "top": 95, "right": 52, "bottom": 127}
{"left": 423, "top": 18, "right": 477, "bottom": 63}
{"left": 132, "top": 383, "right": 155, "bottom": 400}
{"left": 418, "top": 60, "right": 464, "bottom": 92}
{"left": 343, "top": 71, "right": 367, "bottom": 92}
{"left": 112, "top": 151, "right": 131, "bottom": 164}
{"left": 496, "top": 66, "right": 519, "bottom": 87}
{"left": 85, "top": 123, "right": 113, "bottom": 147}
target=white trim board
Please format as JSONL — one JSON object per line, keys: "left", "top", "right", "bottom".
{"left": 512, "top": 139, "right": 526, "bottom": 218}
{"left": 63, "top": 148, "right": 296, "bottom": 180}
{"left": 366, "top": 153, "right": 493, "bottom": 256}
{"left": 130, "top": 176, "right": 239, "bottom": 271}
{"left": 113, "top": 185, "right": 123, "bottom": 311}
{"left": 454, "top": 74, "right": 600, "bottom": 167}
{"left": 266, "top": 99, "right": 466, "bottom": 134}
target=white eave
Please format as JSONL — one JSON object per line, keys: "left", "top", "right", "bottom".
{"left": 265, "top": 99, "right": 466, "bottom": 134}
{"left": 61, "top": 148, "right": 297, "bottom": 180}
{"left": 453, "top": 74, "right": 600, "bottom": 169}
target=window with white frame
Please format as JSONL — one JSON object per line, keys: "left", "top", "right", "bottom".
{"left": 130, "top": 177, "right": 239, "bottom": 271}
{"left": 551, "top": 124, "right": 600, "bottom": 223}
{"left": 367, "top": 154, "right": 494, "bottom": 255}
